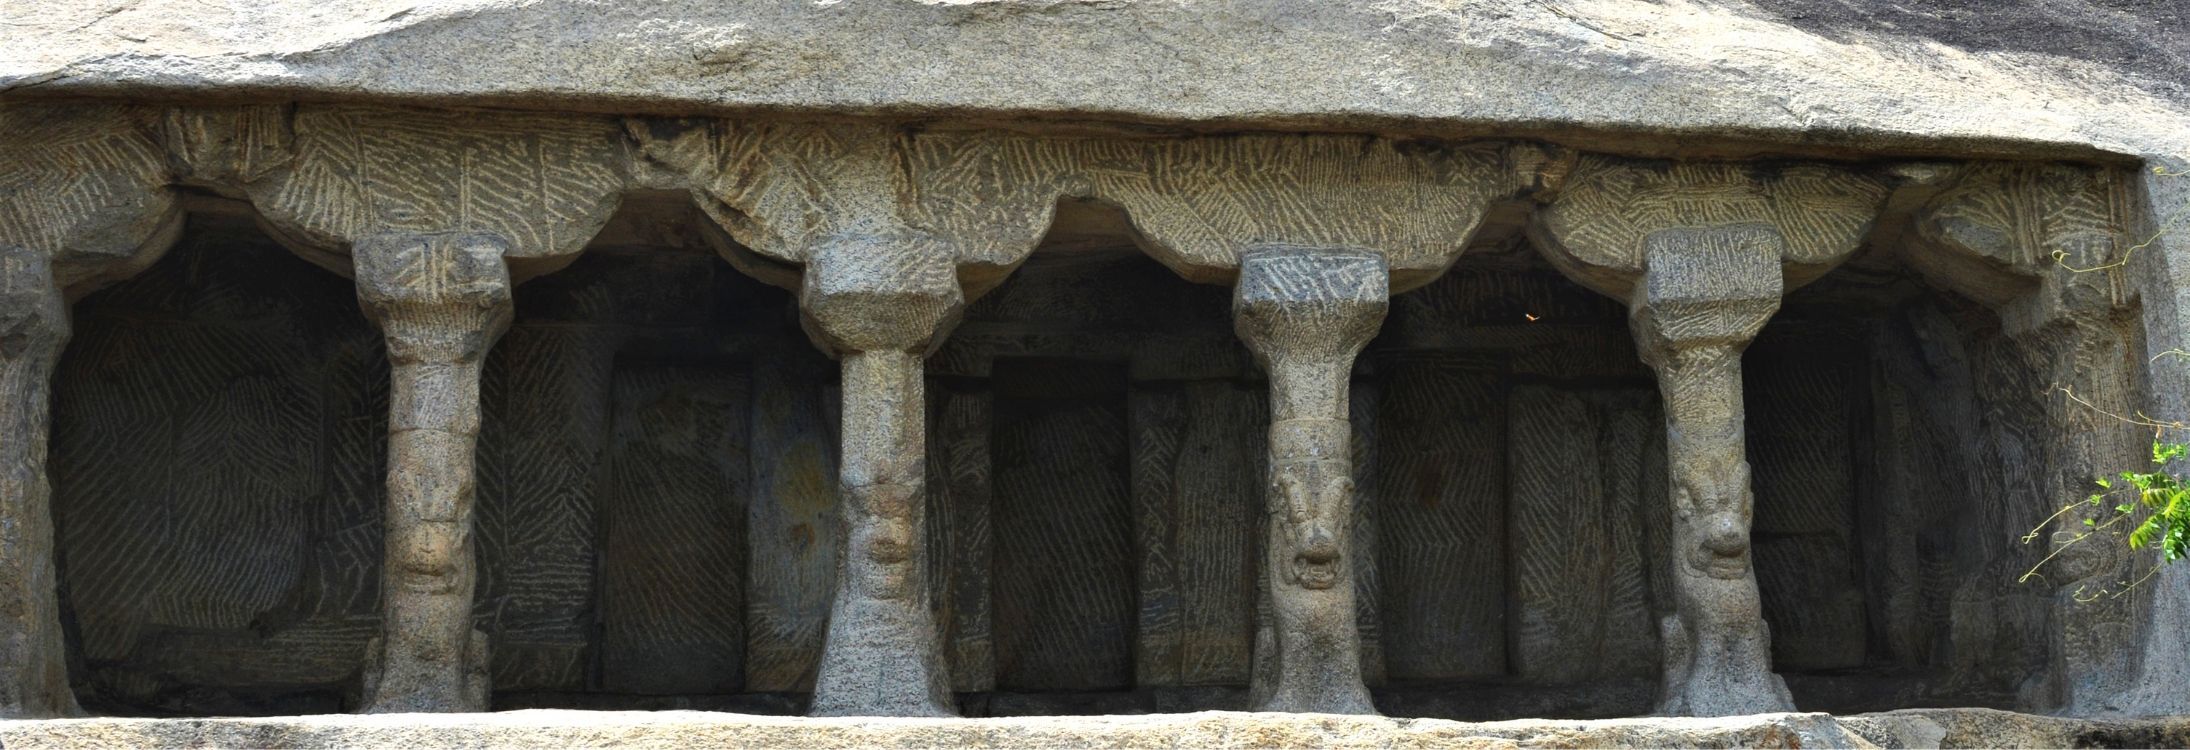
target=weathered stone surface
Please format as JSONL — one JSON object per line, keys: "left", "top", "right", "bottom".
{"left": 7, "top": 0, "right": 2187, "bottom": 164}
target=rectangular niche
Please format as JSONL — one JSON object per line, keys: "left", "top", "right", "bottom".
{"left": 1373, "top": 354, "right": 1507, "bottom": 682}
{"left": 596, "top": 361, "right": 752, "bottom": 694}
{"left": 990, "top": 358, "right": 1137, "bottom": 692}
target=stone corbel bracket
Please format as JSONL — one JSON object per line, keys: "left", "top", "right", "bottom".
{"left": 1529, "top": 154, "right": 1890, "bottom": 717}
{"left": 0, "top": 103, "right": 182, "bottom": 720}
{"left": 208, "top": 105, "right": 634, "bottom": 280}
{"left": 1908, "top": 161, "right": 2136, "bottom": 333}
{"left": 2, "top": 105, "right": 185, "bottom": 295}
{"left": 165, "top": 103, "right": 635, "bottom": 713}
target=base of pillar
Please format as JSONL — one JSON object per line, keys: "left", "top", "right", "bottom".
{"left": 4, "top": 708, "right": 2184, "bottom": 749}
{"left": 358, "top": 628, "right": 491, "bottom": 714}
{"left": 808, "top": 596, "right": 954, "bottom": 718}
{"left": 0, "top": 691, "right": 85, "bottom": 721}
{"left": 1654, "top": 613, "right": 1796, "bottom": 717}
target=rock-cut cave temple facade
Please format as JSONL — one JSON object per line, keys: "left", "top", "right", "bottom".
{"left": 4, "top": 0, "right": 2190, "bottom": 725}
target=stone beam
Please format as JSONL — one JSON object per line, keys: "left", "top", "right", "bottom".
{"left": 353, "top": 233, "right": 512, "bottom": 713}
{"left": 900, "top": 132, "right": 1561, "bottom": 290}
{"left": 1531, "top": 155, "right": 1886, "bottom": 716}
{"left": 1233, "top": 247, "right": 1386, "bottom": 714}
{"left": 0, "top": 104, "right": 180, "bottom": 719}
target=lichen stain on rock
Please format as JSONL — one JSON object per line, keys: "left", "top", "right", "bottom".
{"left": 776, "top": 441, "right": 835, "bottom": 521}
{"left": 788, "top": 522, "right": 816, "bottom": 553}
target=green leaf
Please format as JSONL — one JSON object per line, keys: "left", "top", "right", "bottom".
{"left": 2131, "top": 519, "right": 2160, "bottom": 549}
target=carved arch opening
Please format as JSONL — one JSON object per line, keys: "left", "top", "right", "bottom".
{"left": 1738, "top": 243, "right": 2066, "bottom": 712}
{"left": 921, "top": 199, "right": 1264, "bottom": 713}
{"left": 49, "top": 205, "right": 376, "bottom": 715}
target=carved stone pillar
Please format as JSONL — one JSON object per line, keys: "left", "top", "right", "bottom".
{"left": 803, "top": 240, "right": 960, "bottom": 717}
{"left": 1532, "top": 156, "right": 1884, "bottom": 716}
{"left": 1627, "top": 226, "right": 1795, "bottom": 716}
{"left": 1234, "top": 247, "right": 1384, "bottom": 715}
{"left": 354, "top": 233, "right": 513, "bottom": 713}
{"left": 0, "top": 248, "right": 83, "bottom": 719}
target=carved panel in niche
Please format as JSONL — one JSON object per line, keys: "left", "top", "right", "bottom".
{"left": 1130, "top": 379, "right": 1266, "bottom": 688}
{"left": 1745, "top": 320, "right": 1868, "bottom": 672}
{"left": 1372, "top": 353, "right": 1506, "bottom": 681}
{"left": 990, "top": 359, "right": 1137, "bottom": 692}
{"left": 598, "top": 363, "right": 751, "bottom": 695}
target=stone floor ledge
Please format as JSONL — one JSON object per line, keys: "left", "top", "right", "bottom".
{"left": 5, "top": 708, "right": 2189, "bottom": 749}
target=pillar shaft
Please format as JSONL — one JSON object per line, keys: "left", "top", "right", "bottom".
{"left": 0, "top": 247, "right": 83, "bottom": 718}
{"left": 354, "top": 233, "right": 512, "bottom": 713}
{"left": 803, "top": 240, "right": 959, "bottom": 717}
{"left": 1234, "top": 247, "right": 1384, "bottom": 715}
{"left": 1628, "top": 225, "right": 1795, "bottom": 716}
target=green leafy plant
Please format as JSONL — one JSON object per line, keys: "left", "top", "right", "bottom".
{"left": 2117, "top": 440, "right": 2190, "bottom": 561}
{"left": 2016, "top": 434, "right": 2184, "bottom": 601}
